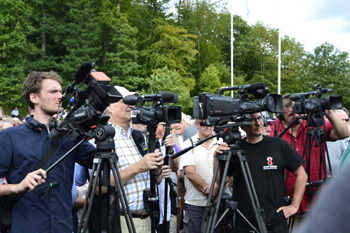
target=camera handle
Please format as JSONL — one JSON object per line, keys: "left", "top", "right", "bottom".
{"left": 161, "top": 123, "right": 172, "bottom": 233}
{"left": 277, "top": 116, "right": 306, "bottom": 138}
{"left": 147, "top": 124, "right": 160, "bottom": 233}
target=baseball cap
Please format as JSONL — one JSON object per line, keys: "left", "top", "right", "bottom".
{"left": 114, "top": 86, "right": 140, "bottom": 98}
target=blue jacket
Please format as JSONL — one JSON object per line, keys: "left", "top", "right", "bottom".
{"left": 0, "top": 116, "right": 98, "bottom": 233}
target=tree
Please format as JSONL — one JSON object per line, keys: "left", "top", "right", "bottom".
{"left": 144, "top": 19, "right": 198, "bottom": 92}
{"left": 144, "top": 66, "right": 192, "bottom": 113}
{"left": 0, "top": 0, "right": 35, "bottom": 110}
{"left": 301, "top": 42, "right": 350, "bottom": 108}
{"left": 197, "top": 64, "right": 222, "bottom": 93}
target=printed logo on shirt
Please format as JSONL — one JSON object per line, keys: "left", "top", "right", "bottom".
{"left": 263, "top": 156, "right": 277, "bottom": 170}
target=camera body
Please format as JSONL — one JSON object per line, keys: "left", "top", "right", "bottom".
{"left": 291, "top": 84, "right": 342, "bottom": 114}
{"left": 50, "top": 63, "right": 122, "bottom": 143}
{"left": 124, "top": 91, "right": 182, "bottom": 125}
{"left": 193, "top": 82, "right": 283, "bottom": 126}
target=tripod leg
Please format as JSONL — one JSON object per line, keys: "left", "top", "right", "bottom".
{"left": 237, "top": 150, "right": 267, "bottom": 233}
{"left": 209, "top": 156, "right": 232, "bottom": 233}
{"left": 77, "top": 162, "right": 98, "bottom": 232}
{"left": 79, "top": 161, "right": 103, "bottom": 233}
{"left": 202, "top": 155, "right": 221, "bottom": 233}
{"left": 110, "top": 160, "right": 137, "bottom": 233}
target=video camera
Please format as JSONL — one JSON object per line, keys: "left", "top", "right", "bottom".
{"left": 193, "top": 82, "right": 283, "bottom": 126}
{"left": 290, "top": 84, "right": 342, "bottom": 114}
{"left": 49, "top": 61, "right": 122, "bottom": 143}
{"left": 123, "top": 91, "right": 182, "bottom": 125}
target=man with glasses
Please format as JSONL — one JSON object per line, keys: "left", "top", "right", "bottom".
{"left": 216, "top": 112, "right": 307, "bottom": 232}
{"left": 180, "top": 119, "right": 230, "bottom": 233}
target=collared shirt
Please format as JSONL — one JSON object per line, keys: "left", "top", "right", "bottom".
{"left": 270, "top": 118, "right": 333, "bottom": 212}
{"left": 180, "top": 133, "right": 224, "bottom": 206}
{"left": 0, "top": 116, "right": 97, "bottom": 233}
{"left": 112, "top": 123, "right": 150, "bottom": 213}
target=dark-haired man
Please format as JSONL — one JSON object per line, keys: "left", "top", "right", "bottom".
{"left": 0, "top": 71, "right": 98, "bottom": 232}
{"left": 216, "top": 112, "right": 307, "bottom": 232}
{"left": 269, "top": 96, "right": 348, "bottom": 217}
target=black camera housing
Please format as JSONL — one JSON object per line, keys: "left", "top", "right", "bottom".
{"left": 291, "top": 84, "right": 342, "bottom": 114}
{"left": 193, "top": 82, "right": 283, "bottom": 126}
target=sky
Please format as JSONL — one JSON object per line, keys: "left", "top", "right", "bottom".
{"left": 230, "top": 0, "right": 350, "bottom": 53}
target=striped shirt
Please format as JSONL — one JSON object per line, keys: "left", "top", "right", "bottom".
{"left": 112, "top": 123, "right": 150, "bottom": 213}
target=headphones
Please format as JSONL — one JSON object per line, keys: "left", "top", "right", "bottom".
{"left": 25, "top": 118, "right": 58, "bottom": 132}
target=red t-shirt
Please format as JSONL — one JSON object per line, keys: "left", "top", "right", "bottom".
{"left": 269, "top": 118, "right": 333, "bottom": 212}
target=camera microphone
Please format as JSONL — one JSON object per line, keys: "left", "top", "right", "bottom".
{"left": 74, "top": 62, "right": 93, "bottom": 84}
{"left": 243, "top": 82, "right": 266, "bottom": 92}
{"left": 123, "top": 95, "right": 139, "bottom": 105}
{"left": 123, "top": 91, "right": 177, "bottom": 106}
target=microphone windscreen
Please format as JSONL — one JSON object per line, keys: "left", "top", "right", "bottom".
{"left": 246, "top": 82, "right": 266, "bottom": 91}
{"left": 123, "top": 95, "right": 139, "bottom": 105}
{"left": 161, "top": 91, "right": 175, "bottom": 102}
{"left": 74, "top": 62, "right": 93, "bottom": 83}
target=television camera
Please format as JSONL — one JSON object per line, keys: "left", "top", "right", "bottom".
{"left": 193, "top": 82, "right": 283, "bottom": 127}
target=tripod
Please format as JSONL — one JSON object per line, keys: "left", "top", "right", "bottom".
{"left": 201, "top": 124, "right": 267, "bottom": 233}
{"left": 78, "top": 124, "right": 136, "bottom": 233}
{"left": 302, "top": 113, "right": 331, "bottom": 194}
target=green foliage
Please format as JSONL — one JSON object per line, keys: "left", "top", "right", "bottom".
{"left": 144, "top": 66, "right": 192, "bottom": 113}
{"left": 143, "top": 19, "right": 198, "bottom": 92}
{"left": 0, "top": 0, "right": 349, "bottom": 114}
{"left": 198, "top": 64, "right": 222, "bottom": 93}
{"left": 0, "top": 0, "right": 34, "bottom": 109}
{"left": 301, "top": 42, "right": 350, "bottom": 108}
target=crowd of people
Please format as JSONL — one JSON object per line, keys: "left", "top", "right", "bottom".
{"left": 0, "top": 70, "right": 350, "bottom": 233}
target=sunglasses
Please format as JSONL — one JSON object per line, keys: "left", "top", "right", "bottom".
{"left": 342, "top": 118, "right": 349, "bottom": 122}
{"left": 197, "top": 121, "right": 207, "bottom": 126}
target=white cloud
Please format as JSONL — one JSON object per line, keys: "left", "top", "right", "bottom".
{"left": 229, "top": 0, "right": 350, "bottom": 53}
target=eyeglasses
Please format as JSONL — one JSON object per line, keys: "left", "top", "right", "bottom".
{"left": 250, "top": 116, "right": 263, "bottom": 123}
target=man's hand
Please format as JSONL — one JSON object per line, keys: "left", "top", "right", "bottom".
{"left": 214, "top": 143, "right": 230, "bottom": 158}
{"left": 138, "top": 149, "right": 163, "bottom": 173}
{"left": 277, "top": 204, "right": 298, "bottom": 218}
{"left": 163, "top": 134, "right": 175, "bottom": 152}
{"left": 211, "top": 183, "right": 219, "bottom": 201}
{"left": 161, "top": 165, "right": 172, "bottom": 179}
{"left": 16, "top": 169, "right": 46, "bottom": 193}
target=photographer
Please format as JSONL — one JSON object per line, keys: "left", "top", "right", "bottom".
{"left": 216, "top": 112, "right": 307, "bottom": 233}
{"left": 269, "top": 96, "right": 348, "bottom": 218}
{"left": 103, "top": 86, "right": 170, "bottom": 233}
{"left": 0, "top": 71, "right": 98, "bottom": 232}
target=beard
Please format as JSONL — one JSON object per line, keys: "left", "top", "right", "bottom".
{"left": 41, "top": 105, "right": 59, "bottom": 116}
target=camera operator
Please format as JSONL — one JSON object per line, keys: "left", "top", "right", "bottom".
{"left": 102, "top": 86, "right": 170, "bottom": 233}
{"left": 0, "top": 71, "right": 98, "bottom": 232}
{"left": 269, "top": 96, "right": 348, "bottom": 221}
{"left": 216, "top": 112, "right": 307, "bottom": 233}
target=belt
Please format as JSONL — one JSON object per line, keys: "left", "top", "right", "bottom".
{"left": 121, "top": 212, "right": 150, "bottom": 219}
